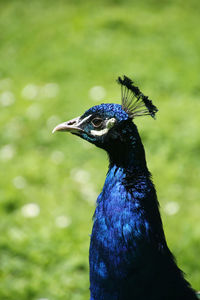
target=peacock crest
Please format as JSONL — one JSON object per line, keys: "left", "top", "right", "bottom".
{"left": 117, "top": 75, "right": 158, "bottom": 119}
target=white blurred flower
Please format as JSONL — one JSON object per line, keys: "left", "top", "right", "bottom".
{"left": 0, "top": 91, "right": 15, "bottom": 106}
{"left": 41, "top": 83, "right": 59, "bottom": 98}
{"left": 0, "top": 144, "right": 16, "bottom": 161}
{"left": 9, "top": 228, "right": 26, "bottom": 241}
{"left": 0, "top": 78, "right": 12, "bottom": 90}
{"left": 81, "top": 184, "right": 98, "bottom": 204}
{"left": 37, "top": 298, "right": 49, "bottom": 300}
{"left": 164, "top": 201, "right": 180, "bottom": 215}
{"left": 26, "top": 104, "right": 42, "bottom": 120}
{"left": 21, "top": 203, "right": 40, "bottom": 218}
{"left": 21, "top": 84, "right": 39, "bottom": 100}
{"left": 51, "top": 151, "right": 64, "bottom": 164}
{"left": 55, "top": 215, "right": 71, "bottom": 228}
{"left": 13, "top": 176, "right": 27, "bottom": 189}
{"left": 71, "top": 168, "right": 90, "bottom": 184}
{"left": 89, "top": 86, "right": 106, "bottom": 102}
{"left": 47, "top": 115, "right": 61, "bottom": 130}
{"left": 3, "top": 118, "right": 22, "bottom": 140}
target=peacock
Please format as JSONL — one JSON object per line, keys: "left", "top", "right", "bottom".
{"left": 53, "top": 76, "right": 198, "bottom": 300}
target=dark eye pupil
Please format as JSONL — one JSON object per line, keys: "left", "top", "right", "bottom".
{"left": 92, "top": 118, "right": 102, "bottom": 127}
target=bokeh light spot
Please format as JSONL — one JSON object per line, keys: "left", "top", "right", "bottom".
{"left": 13, "top": 176, "right": 27, "bottom": 189}
{"left": 164, "top": 201, "right": 180, "bottom": 216}
{"left": 89, "top": 86, "right": 106, "bottom": 102}
{"left": 21, "top": 203, "right": 40, "bottom": 218}
{"left": 55, "top": 215, "right": 71, "bottom": 228}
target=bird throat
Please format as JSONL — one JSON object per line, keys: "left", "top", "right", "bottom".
{"left": 107, "top": 124, "right": 147, "bottom": 172}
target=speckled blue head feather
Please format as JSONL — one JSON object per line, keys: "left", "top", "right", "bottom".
{"left": 82, "top": 103, "right": 129, "bottom": 122}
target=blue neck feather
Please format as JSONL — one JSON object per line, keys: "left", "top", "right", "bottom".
{"left": 89, "top": 122, "right": 197, "bottom": 300}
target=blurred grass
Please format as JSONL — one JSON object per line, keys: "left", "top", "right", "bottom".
{"left": 0, "top": 0, "right": 200, "bottom": 299}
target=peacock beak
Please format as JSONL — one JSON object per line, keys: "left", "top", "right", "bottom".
{"left": 52, "top": 116, "right": 83, "bottom": 134}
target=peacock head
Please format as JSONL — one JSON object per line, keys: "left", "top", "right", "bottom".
{"left": 52, "top": 76, "right": 158, "bottom": 150}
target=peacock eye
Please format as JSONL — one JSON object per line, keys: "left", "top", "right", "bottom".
{"left": 91, "top": 118, "right": 103, "bottom": 128}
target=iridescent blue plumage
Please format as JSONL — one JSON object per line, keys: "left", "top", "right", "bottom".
{"left": 82, "top": 103, "right": 129, "bottom": 121}
{"left": 88, "top": 114, "right": 197, "bottom": 300}
{"left": 53, "top": 76, "right": 198, "bottom": 300}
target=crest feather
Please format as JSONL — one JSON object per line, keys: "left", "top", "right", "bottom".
{"left": 117, "top": 75, "right": 158, "bottom": 119}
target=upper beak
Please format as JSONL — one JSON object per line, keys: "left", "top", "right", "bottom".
{"left": 52, "top": 116, "right": 82, "bottom": 134}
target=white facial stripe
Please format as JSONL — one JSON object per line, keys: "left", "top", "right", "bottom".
{"left": 78, "top": 114, "right": 92, "bottom": 126}
{"left": 91, "top": 128, "right": 109, "bottom": 136}
{"left": 90, "top": 118, "right": 116, "bottom": 137}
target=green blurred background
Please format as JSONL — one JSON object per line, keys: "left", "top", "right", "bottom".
{"left": 0, "top": 0, "right": 200, "bottom": 299}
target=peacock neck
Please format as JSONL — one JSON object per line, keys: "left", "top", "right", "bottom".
{"left": 107, "top": 122, "right": 148, "bottom": 174}
{"left": 89, "top": 123, "right": 161, "bottom": 300}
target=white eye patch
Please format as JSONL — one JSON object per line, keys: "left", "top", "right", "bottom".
{"left": 90, "top": 118, "right": 116, "bottom": 136}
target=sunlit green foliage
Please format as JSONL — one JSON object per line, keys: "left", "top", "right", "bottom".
{"left": 0, "top": 0, "right": 200, "bottom": 299}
